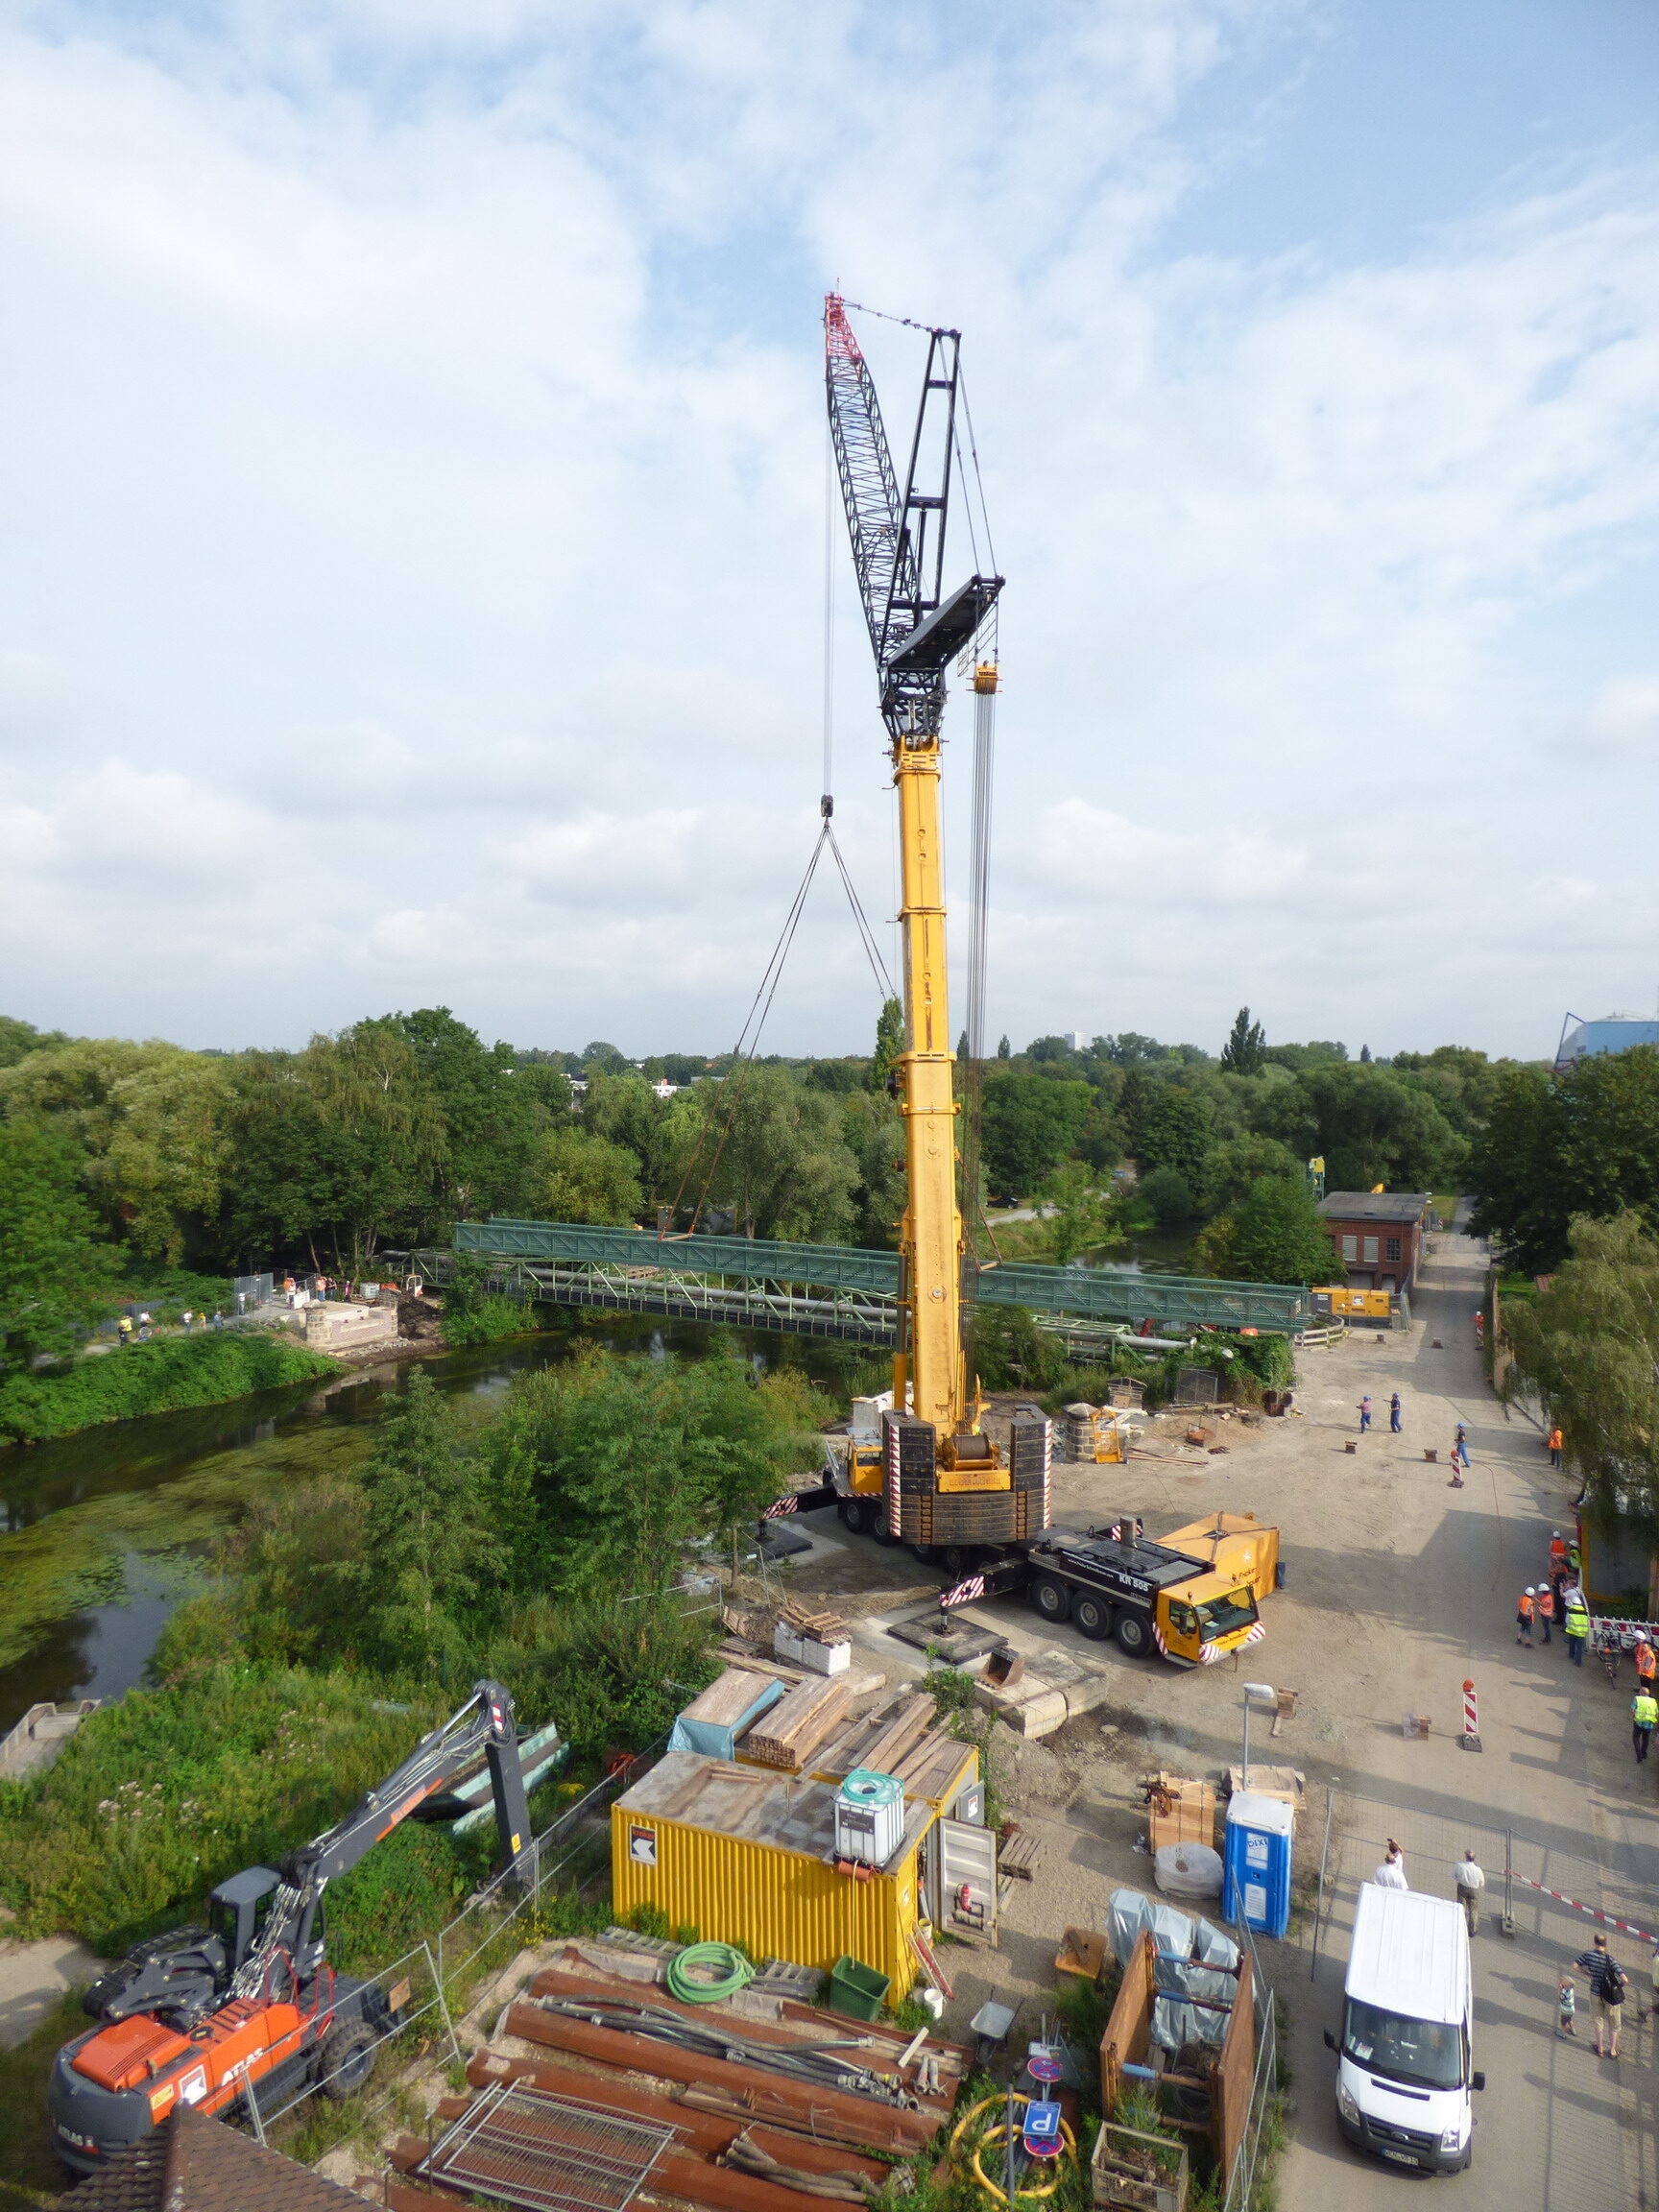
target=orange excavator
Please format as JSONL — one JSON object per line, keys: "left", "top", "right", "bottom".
{"left": 49, "top": 1680, "right": 532, "bottom": 2176}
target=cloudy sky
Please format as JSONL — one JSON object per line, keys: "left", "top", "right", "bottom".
{"left": 3, "top": 0, "right": 1657, "bottom": 1061}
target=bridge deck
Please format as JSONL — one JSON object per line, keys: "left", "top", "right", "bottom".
{"left": 442, "top": 1219, "right": 1309, "bottom": 1334}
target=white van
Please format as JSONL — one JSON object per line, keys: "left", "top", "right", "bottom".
{"left": 1324, "top": 1886, "right": 1484, "bottom": 2174}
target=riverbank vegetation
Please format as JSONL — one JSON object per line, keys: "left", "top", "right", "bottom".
{"left": 0, "top": 1344, "right": 824, "bottom": 1960}
{"left": 0, "top": 1331, "right": 339, "bottom": 1443}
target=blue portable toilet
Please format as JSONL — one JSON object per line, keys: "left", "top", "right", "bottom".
{"left": 1223, "top": 1791, "right": 1294, "bottom": 1938}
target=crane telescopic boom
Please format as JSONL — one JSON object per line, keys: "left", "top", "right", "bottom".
{"left": 826, "top": 298, "right": 1047, "bottom": 1558}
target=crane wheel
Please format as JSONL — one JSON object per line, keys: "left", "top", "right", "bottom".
{"left": 1114, "top": 1610, "right": 1153, "bottom": 1659}
{"left": 317, "top": 2021, "right": 378, "bottom": 2100}
{"left": 1072, "top": 1594, "right": 1112, "bottom": 1642}
{"left": 838, "top": 1497, "right": 876, "bottom": 1536}
{"left": 1029, "top": 1576, "right": 1070, "bottom": 1623}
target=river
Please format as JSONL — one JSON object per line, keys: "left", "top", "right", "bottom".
{"left": 0, "top": 1319, "right": 872, "bottom": 1736}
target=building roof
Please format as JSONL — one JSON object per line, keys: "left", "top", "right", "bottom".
{"left": 1317, "top": 1193, "right": 1430, "bottom": 1224}
{"left": 59, "top": 2105, "right": 367, "bottom": 2212}
{"left": 618, "top": 1749, "right": 933, "bottom": 1866}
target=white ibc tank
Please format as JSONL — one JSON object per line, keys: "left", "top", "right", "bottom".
{"left": 835, "top": 1768, "right": 905, "bottom": 1866}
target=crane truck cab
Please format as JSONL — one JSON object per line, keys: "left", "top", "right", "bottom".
{"left": 49, "top": 1681, "right": 534, "bottom": 2176}
{"left": 1022, "top": 1527, "right": 1266, "bottom": 1664}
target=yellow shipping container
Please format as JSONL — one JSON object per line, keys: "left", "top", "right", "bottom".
{"left": 612, "top": 1751, "right": 966, "bottom": 1992}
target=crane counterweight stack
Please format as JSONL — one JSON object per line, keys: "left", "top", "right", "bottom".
{"left": 824, "top": 294, "right": 1047, "bottom": 1557}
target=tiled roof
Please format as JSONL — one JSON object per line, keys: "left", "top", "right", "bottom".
{"left": 59, "top": 2105, "right": 367, "bottom": 2211}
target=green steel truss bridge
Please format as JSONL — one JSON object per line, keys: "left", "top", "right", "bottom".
{"left": 405, "top": 1219, "right": 1309, "bottom": 1348}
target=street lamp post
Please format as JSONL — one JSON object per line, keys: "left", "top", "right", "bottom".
{"left": 1241, "top": 1682, "right": 1278, "bottom": 1791}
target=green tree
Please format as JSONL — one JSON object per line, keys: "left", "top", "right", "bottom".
{"left": 535, "top": 1126, "right": 643, "bottom": 1224}
{"left": 996, "top": 1036, "right": 1011, "bottom": 1060}
{"left": 668, "top": 1066, "right": 858, "bottom": 1240}
{"left": 1257, "top": 1061, "right": 1463, "bottom": 1194}
{"left": 1219, "top": 1006, "right": 1267, "bottom": 1076}
{"left": 583, "top": 1073, "right": 675, "bottom": 1194}
{"left": 1499, "top": 1214, "right": 1659, "bottom": 1537}
{"left": 220, "top": 1024, "right": 445, "bottom": 1275}
{"left": 1469, "top": 1048, "right": 1659, "bottom": 1272}
{"left": 869, "top": 998, "right": 904, "bottom": 1094}
{"left": 1123, "top": 1079, "right": 1214, "bottom": 1186}
{"left": 979, "top": 1072, "right": 1091, "bottom": 1198}
{"left": 1199, "top": 1132, "right": 1303, "bottom": 1213}
{"left": 583, "top": 1041, "right": 631, "bottom": 1076}
{"left": 0, "top": 1038, "right": 234, "bottom": 1262}
{"left": 385, "top": 1006, "right": 551, "bottom": 1223}
{"left": 1040, "top": 1161, "right": 1121, "bottom": 1263}
{"left": 0, "top": 1016, "right": 72, "bottom": 1070}
{"left": 356, "top": 1369, "right": 507, "bottom": 1678}
{"left": 1135, "top": 1166, "right": 1197, "bottom": 1226}
{"left": 1193, "top": 1177, "right": 1338, "bottom": 1286}
{"left": 840, "top": 1090, "right": 906, "bottom": 1248}
{"left": 0, "top": 1122, "right": 124, "bottom": 1373}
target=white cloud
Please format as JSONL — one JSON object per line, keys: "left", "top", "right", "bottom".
{"left": 0, "top": 2, "right": 1656, "bottom": 1055}
{"left": 1577, "top": 674, "right": 1659, "bottom": 756}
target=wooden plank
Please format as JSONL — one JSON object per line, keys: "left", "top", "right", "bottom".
{"left": 745, "top": 1676, "right": 853, "bottom": 1768}
{"left": 856, "top": 1696, "right": 935, "bottom": 1776}
{"left": 998, "top": 1831, "right": 1044, "bottom": 1880}
{"left": 683, "top": 1668, "right": 781, "bottom": 1727}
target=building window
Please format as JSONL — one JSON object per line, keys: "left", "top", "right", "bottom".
{"left": 1386, "top": 1238, "right": 1401, "bottom": 1262}
{"left": 1362, "top": 1237, "right": 1379, "bottom": 1264}
{"left": 1341, "top": 1235, "right": 1358, "bottom": 1262}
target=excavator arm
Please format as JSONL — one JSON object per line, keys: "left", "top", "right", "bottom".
{"left": 233, "top": 1680, "right": 531, "bottom": 2001}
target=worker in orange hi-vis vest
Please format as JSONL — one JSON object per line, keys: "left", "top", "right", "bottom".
{"left": 1548, "top": 1429, "right": 1564, "bottom": 1468}
{"left": 1550, "top": 1527, "right": 1568, "bottom": 1570}
{"left": 1516, "top": 1587, "right": 1535, "bottom": 1647}
{"left": 1636, "top": 1639, "right": 1657, "bottom": 1695}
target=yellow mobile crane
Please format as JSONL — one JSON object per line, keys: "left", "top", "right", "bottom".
{"left": 824, "top": 297, "right": 1050, "bottom": 1565}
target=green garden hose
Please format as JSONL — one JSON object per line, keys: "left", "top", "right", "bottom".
{"left": 665, "top": 1941, "right": 757, "bottom": 2005}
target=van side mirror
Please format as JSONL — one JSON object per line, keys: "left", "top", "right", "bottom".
{"left": 1471, "top": 2071, "right": 1485, "bottom": 2092}
{"left": 1323, "top": 2030, "right": 1336, "bottom": 2053}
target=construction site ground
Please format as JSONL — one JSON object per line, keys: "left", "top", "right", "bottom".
{"left": 757, "top": 1226, "right": 1658, "bottom": 2210}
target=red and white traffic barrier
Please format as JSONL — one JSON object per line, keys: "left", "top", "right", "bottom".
{"left": 1506, "top": 1872, "right": 1657, "bottom": 1947}
{"left": 1460, "top": 1679, "right": 1481, "bottom": 1752}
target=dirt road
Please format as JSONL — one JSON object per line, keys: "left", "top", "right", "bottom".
{"left": 784, "top": 1226, "right": 1657, "bottom": 2203}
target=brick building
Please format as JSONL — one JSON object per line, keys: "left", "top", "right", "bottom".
{"left": 1316, "top": 1192, "right": 1431, "bottom": 1294}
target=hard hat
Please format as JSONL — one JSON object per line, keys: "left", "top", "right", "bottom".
{"left": 1526, "top": 1585, "right": 1536, "bottom": 1595}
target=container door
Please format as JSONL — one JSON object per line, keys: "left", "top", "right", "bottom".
{"left": 932, "top": 1816, "right": 998, "bottom": 1943}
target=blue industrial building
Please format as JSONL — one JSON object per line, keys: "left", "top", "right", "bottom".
{"left": 1554, "top": 1015, "right": 1659, "bottom": 1074}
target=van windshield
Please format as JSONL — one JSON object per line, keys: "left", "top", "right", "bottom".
{"left": 1343, "top": 1998, "right": 1463, "bottom": 2090}
{"left": 1197, "top": 1589, "right": 1257, "bottom": 1641}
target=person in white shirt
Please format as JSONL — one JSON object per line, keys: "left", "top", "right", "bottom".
{"left": 1455, "top": 1849, "right": 1486, "bottom": 1933}
{"left": 1372, "top": 1840, "right": 1409, "bottom": 1890}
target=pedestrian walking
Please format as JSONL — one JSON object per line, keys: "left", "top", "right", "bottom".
{"left": 1575, "top": 1935, "right": 1629, "bottom": 2058}
{"left": 1644, "top": 1941, "right": 1659, "bottom": 2023}
{"left": 1372, "top": 1840, "right": 1409, "bottom": 1890}
{"left": 1455, "top": 1433, "right": 1471, "bottom": 1474}
{"left": 1455, "top": 1849, "right": 1485, "bottom": 1935}
{"left": 1557, "top": 1975, "right": 1576, "bottom": 2038}
{"left": 1631, "top": 1687, "right": 1657, "bottom": 1763}
{"left": 1548, "top": 1428, "right": 1564, "bottom": 1469}
{"left": 1389, "top": 1392, "right": 1403, "bottom": 1433}
{"left": 1536, "top": 1581, "right": 1553, "bottom": 1644}
{"left": 1358, "top": 1395, "right": 1373, "bottom": 1433}
{"left": 117, "top": 1314, "right": 133, "bottom": 1348}
{"left": 1516, "top": 1587, "right": 1535, "bottom": 1646}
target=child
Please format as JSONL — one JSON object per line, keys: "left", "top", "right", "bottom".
{"left": 1557, "top": 1975, "right": 1576, "bottom": 2038}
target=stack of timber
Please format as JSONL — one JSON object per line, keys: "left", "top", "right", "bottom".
{"left": 775, "top": 1598, "right": 853, "bottom": 1675}
{"left": 743, "top": 1675, "right": 853, "bottom": 1771}
{"left": 1144, "top": 1772, "right": 1217, "bottom": 1856}
{"left": 778, "top": 1599, "right": 851, "bottom": 1643}
{"left": 810, "top": 1693, "right": 973, "bottom": 1804}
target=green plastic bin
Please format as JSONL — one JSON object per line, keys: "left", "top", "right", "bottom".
{"left": 828, "top": 1954, "right": 891, "bottom": 2022}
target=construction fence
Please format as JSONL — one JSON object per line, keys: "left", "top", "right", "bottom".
{"left": 241, "top": 1740, "right": 666, "bottom": 2144}
{"left": 1219, "top": 1910, "right": 1280, "bottom": 2212}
